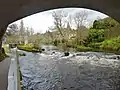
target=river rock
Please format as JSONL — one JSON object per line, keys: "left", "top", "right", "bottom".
{"left": 106, "top": 55, "right": 120, "bottom": 60}
{"left": 19, "top": 53, "right": 26, "bottom": 56}
{"left": 41, "top": 48, "right": 45, "bottom": 51}
{"left": 76, "top": 53, "right": 82, "bottom": 56}
{"left": 51, "top": 51, "right": 55, "bottom": 55}
{"left": 64, "top": 52, "right": 70, "bottom": 56}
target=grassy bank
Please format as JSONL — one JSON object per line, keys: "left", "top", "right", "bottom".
{"left": 74, "top": 37, "right": 120, "bottom": 54}
{"left": 75, "top": 45, "right": 93, "bottom": 52}
{"left": 74, "top": 45, "right": 119, "bottom": 54}
{"left": 0, "top": 51, "right": 7, "bottom": 61}
{"left": 17, "top": 44, "right": 41, "bottom": 52}
{"left": 0, "top": 44, "right": 9, "bottom": 61}
{"left": 3, "top": 44, "right": 10, "bottom": 54}
{"left": 99, "top": 37, "right": 120, "bottom": 54}
{"left": 17, "top": 37, "right": 120, "bottom": 55}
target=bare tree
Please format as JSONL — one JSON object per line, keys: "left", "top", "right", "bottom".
{"left": 52, "top": 10, "right": 67, "bottom": 38}
{"left": 19, "top": 20, "right": 26, "bottom": 44}
{"left": 25, "top": 27, "right": 31, "bottom": 37}
{"left": 19, "top": 20, "right": 25, "bottom": 36}
{"left": 74, "top": 10, "right": 88, "bottom": 44}
{"left": 66, "top": 15, "right": 73, "bottom": 30}
{"left": 6, "top": 23, "right": 18, "bottom": 36}
{"left": 52, "top": 10, "right": 69, "bottom": 51}
{"left": 74, "top": 10, "right": 88, "bottom": 29}
{"left": 30, "top": 27, "right": 34, "bottom": 36}
{"left": 5, "top": 23, "right": 19, "bottom": 44}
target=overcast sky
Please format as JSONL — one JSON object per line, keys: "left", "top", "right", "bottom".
{"left": 14, "top": 8, "right": 108, "bottom": 33}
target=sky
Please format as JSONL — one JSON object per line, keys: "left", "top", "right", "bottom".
{"left": 13, "top": 8, "right": 108, "bottom": 33}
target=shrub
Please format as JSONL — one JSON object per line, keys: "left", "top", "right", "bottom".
{"left": 53, "top": 40, "right": 58, "bottom": 46}
{"left": 101, "top": 37, "right": 120, "bottom": 51}
{"left": 87, "top": 29, "right": 105, "bottom": 43}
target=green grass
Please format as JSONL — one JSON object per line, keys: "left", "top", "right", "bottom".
{"left": 17, "top": 44, "right": 41, "bottom": 52}
{"left": 101, "top": 37, "right": 120, "bottom": 51}
{"left": 0, "top": 51, "right": 7, "bottom": 61}
{"left": 75, "top": 45, "right": 93, "bottom": 52}
{"left": 2, "top": 44, "right": 10, "bottom": 53}
{"left": 74, "top": 36, "right": 120, "bottom": 54}
{"left": 0, "top": 44, "right": 9, "bottom": 61}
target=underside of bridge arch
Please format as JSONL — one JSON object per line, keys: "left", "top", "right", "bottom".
{"left": 0, "top": 0, "right": 120, "bottom": 27}
{"left": 0, "top": 0, "right": 120, "bottom": 89}
{"left": 0, "top": 0, "right": 120, "bottom": 49}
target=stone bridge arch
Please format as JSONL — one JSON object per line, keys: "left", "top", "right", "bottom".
{"left": 0, "top": 0, "right": 120, "bottom": 42}
{"left": 0, "top": 0, "right": 120, "bottom": 89}
{"left": 1, "top": 0, "right": 120, "bottom": 27}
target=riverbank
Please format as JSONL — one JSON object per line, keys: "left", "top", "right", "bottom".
{"left": 0, "top": 51, "right": 7, "bottom": 61}
{"left": 17, "top": 44, "right": 41, "bottom": 53}
{"left": 72, "top": 37, "right": 120, "bottom": 54}
{"left": 0, "top": 44, "right": 11, "bottom": 61}
{"left": 75, "top": 45, "right": 120, "bottom": 55}
{"left": 17, "top": 40, "right": 120, "bottom": 55}
{"left": 56, "top": 44, "right": 120, "bottom": 55}
{"left": 17, "top": 44, "right": 120, "bottom": 55}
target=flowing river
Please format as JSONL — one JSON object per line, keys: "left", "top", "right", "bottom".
{"left": 18, "top": 45, "right": 120, "bottom": 90}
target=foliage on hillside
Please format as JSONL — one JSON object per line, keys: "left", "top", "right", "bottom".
{"left": 5, "top": 16, "right": 120, "bottom": 53}
{"left": 92, "top": 17, "right": 120, "bottom": 39}
{"left": 83, "top": 17, "right": 120, "bottom": 53}
{"left": 101, "top": 37, "right": 120, "bottom": 52}
{"left": 87, "top": 29, "right": 104, "bottom": 43}
{"left": 93, "top": 17, "right": 120, "bottom": 29}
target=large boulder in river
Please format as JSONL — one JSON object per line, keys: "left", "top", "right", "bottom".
{"left": 19, "top": 53, "right": 26, "bottom": 56}
{"left": 64, "top": 52, "right": 70, "bottom": 56}
{"left": 41, "top": 48, "right": 45, "bottom": 51}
